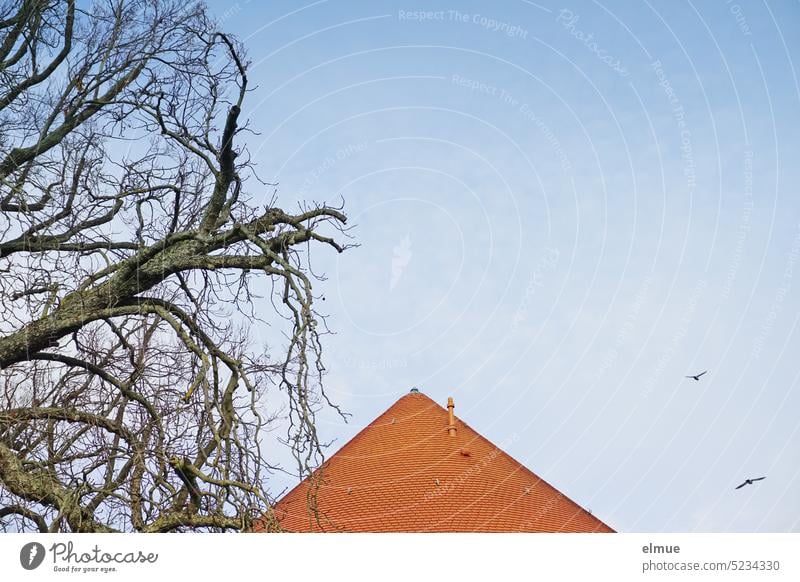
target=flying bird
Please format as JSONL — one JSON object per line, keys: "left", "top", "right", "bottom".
{"left": 686, "top": 371, "right": 708, "bottom": 381}
{"left": 735, "top": 476, "right": 766, "bottom": 490}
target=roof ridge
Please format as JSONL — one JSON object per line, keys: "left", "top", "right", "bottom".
{"left": 270, "top": 391, "right": 615, "bottom": 532}
{"left": 273, "top": 391, "right": 440, "bottom": 504}
{"left": 427, "top": 413, "right": 607, "bottom": 531}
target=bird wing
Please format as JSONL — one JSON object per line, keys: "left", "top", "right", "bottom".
{"left": 735, "top": 482, "right": 746, "bottom": 489}
{"left": 697, "top": 371, "right": 708, "bottom": 377}
{"left": 753, "top": 476, "right": 766, "bottom": 482}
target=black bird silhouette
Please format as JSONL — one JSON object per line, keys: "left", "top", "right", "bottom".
{"left": 735, "top": 476, "right": 766, "bottom": 490}
{"left": 686, "top": 370, "right": 708, "bottom": 381}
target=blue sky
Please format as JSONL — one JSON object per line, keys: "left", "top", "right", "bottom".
{"left": 207, "top": 0, "right": 800, "bottom": 532}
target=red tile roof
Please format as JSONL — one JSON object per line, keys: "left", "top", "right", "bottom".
{"left": 268, "top": 391, "right": 614, "bottom": 532}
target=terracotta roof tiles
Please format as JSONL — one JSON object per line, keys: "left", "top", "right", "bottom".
{"left": 267, "top": 391, "right": 614, "bottom": 532}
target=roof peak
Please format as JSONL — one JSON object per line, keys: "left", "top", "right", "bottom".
{"left": 269, "top": 390, "right": 615, "bottom": 532}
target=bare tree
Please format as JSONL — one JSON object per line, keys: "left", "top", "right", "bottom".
{"left": 0, "top": 0, "right": 350, "bottom": 532}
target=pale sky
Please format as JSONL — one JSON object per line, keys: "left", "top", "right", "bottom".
{"left": 206, "top": 0, "right": 800, "bottom": 532}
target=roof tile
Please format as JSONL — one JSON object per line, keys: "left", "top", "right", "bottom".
{"left": 266, "top": 391, "right": 614, "bottom": 532}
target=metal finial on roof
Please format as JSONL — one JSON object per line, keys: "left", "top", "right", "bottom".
{"left": 447, "top": 396, "right": 456, "bottom": 437}
{"left": 410, "top": 387, "right": 419, "bottom": 393}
